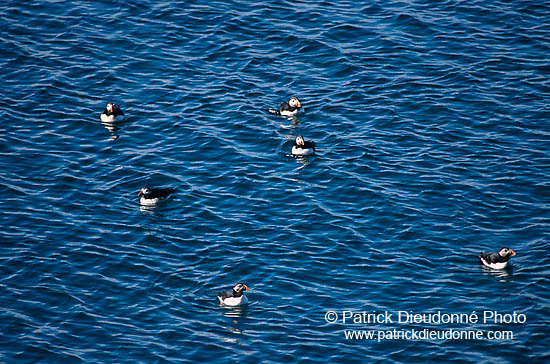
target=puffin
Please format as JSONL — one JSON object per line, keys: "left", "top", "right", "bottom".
{"left": 269, "top": 97, "right": 302, "bottom": 116}
{"left": 100, "top": 103, "right": 125, "bottom": 122}
{"left": 479, "top": 247, "right": 516, "bottom": 269}
{"left": 217, "top": 282, "right": 250, "bottom": 306}
{"left": 138, "top": 186, "right": 175, "bottom": 206}
{"left": 291, "top": 135, "right": 316, "bottom": 156}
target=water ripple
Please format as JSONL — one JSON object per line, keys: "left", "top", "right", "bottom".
{"left": 1, "top": 0, "right": 549, "bottom": 363}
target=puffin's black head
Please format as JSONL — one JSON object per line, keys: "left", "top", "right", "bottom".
{"left": 289, "top": 97, "right": 301, "bottom": 109}
{"left": 106, "top": 103, "right": 122, "bottom": 113}
{"left": 138, "top": 187, "right": 151, "bottom": 197}
{"left": 232, "top": 282, "right": 250, "bottom": 297}
{"left": 295, "top": 135, "right": 305, "bottom": 146}
{"left": 498, "top": 247, "right": 516, "bottom": 258}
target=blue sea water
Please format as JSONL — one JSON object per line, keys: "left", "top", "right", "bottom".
{"left": 1, "top": 0, "right": 549, "bottom": 362}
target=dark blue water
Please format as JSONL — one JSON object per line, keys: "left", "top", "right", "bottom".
{"left": 1, "top": 1, "right": 549, "bottom": 363}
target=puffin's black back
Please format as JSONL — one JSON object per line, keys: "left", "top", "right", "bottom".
{"left": 113, "top": 104, "right": 124, "bottom": 116}
{"left": 304, "top": 140, "right": 315, "bottom": 150}
{"left": 217, "top": 289, "right": 236, "bottom": 299}
{"left": 147, "top": 187, "right": 175, "bottom": 199}
{"left": 479, "top": 251, "right": 508, "bottom": 264}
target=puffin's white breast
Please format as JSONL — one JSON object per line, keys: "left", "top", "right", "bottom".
{"left": 280, "top": 109, "right": 299, "bottom": 117}
{"left": 219, "top": 295, "right": 248, "bottom": 306}
{"left": 292, "top": 146, "right": 314, "bottom": 155}
{"left": 101, "top": 114, "right": 125, "bottom": 123}
{"left": 140, "top": 197, "right": 161, "bottom": 206}
{"left": 481, "top": 258, "right": 508, "bottom": 270}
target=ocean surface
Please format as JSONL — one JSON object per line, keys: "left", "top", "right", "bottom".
{"left": 1, "top": 1, "right": 549, "bottom": 363}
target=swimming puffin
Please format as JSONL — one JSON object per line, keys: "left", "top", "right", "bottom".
{"left": 100, "top": 103, "right": 125, "bottom": 122}
{"left": 217, "top": 282, "right": 250, "bottom": 306}
{"left": 479, "top": 247, "right": 516, "bottom": 269}
{"left": 138, "top": 186, "right": 175, "bottom": 206}
{"left": 269, "top": 97, "right": 302, "bottom": 116}
{"left": 291, "top": 135, "right": 316, "bottom": 156}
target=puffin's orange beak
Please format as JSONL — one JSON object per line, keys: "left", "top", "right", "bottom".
{"left": 244, "top": 285, "right": 250, "bottom": 291}
{"left": 297, "top": 102, "right": 301, "bottom": 108}
{"left": 138, "top": 191, "right": 142, "bottom": 196}
{"left": 510, "top": 250, "right": 516, "bottom": 256}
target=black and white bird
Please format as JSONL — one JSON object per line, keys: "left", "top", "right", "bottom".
{"left": 479, "top": 247, "right": 516, "bottom": 269}
{"left": 291, "top": 135, "right": 316, "bottom": 156}
{"left": 217, "top": 282, "right": 250, "bottom": 306}
{"left": 100, "top": 103, "right": 125, "bottom": 122}
{"left": 269, "top": 97, "right": 302, "bottom": 116}
{"left": 138, "top": 186, "right": 175, "bottom": 206}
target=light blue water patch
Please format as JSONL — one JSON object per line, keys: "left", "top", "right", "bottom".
{"left": 1, "top": 1, "right": 549, "bottom": 363}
